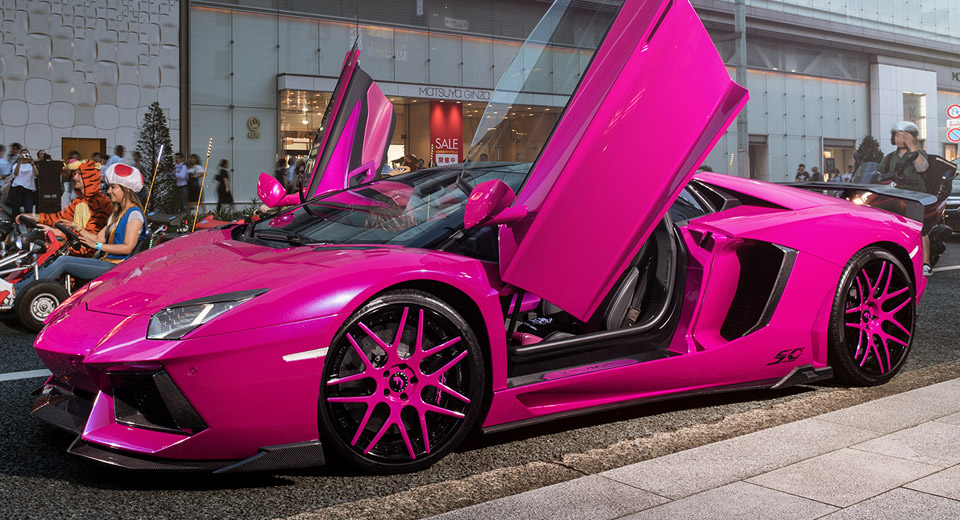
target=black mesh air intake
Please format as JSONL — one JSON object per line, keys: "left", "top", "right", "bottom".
{"left": 720, "top": 242, "right": 793, "bottom": 340}
{"left": 110, "top": 370, "right": 207, "bottom": 435}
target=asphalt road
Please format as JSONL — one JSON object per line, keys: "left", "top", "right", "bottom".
{"left": 3, "top": 241, "right": 960, "bottom": 519}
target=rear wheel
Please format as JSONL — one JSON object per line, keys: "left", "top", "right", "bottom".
{"left": 15, "top": 280, "right": 70, "bottom": 332}
{"left": 828, "top": 247, "right": 915, "bottom": 386}
{"left": 318, "top": 290, "right": 485, "bottom": 473}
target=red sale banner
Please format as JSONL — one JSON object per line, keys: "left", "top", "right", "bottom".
{"left": 430, "top": 101, "right": 463, "bottom": 166}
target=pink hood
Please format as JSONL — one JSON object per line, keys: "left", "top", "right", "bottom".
{"left": 82, "top": 230, "right": 387, "bottom": 318}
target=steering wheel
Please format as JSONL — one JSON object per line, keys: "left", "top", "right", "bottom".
{"left": 19, "top": 215, "right": 39, "bottom": 230}
{"left": 54, "top": 222, "right": 83, "bottom": 245}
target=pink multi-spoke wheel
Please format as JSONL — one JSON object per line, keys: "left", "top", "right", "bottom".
{"left": 318, "top": 290, "right": 485, "bottom": 473}
{"left": 829, "top": 247, "right": 916, "bottom": 386}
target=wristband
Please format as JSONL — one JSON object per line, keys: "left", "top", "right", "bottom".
{"left": 96, "top": 242, "right": 103, "bottom": 251}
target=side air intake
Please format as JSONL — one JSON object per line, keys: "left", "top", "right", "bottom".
{"left": 720, "top": 242, "right": 796, "bottom": 340}
{"left": 110, "top": 369, "right": 207, "bottom": 435}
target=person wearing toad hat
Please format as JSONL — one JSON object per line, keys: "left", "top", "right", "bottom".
{"left": 17, "top": 155, "right": 112, "bottom": 257}
{"left": 11, "top": 163, "right": 147, "bottom": 294}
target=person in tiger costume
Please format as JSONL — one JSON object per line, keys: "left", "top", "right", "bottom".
{"left": 16, "top": 157, "right": 112, "bottom": 257}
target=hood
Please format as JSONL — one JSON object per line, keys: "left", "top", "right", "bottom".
{"left": 476, "top": 0, "right": 749, "bottom": 320}
{"left": 77, "top": 160, "right": 103, "bottom": 198}
{"left": 81, "top": 231, "right": 368, "bottom": 316}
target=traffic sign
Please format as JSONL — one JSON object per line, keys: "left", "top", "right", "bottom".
{"left": 949, "top": 119, "right": 960, "bottom": 128}
{"left": 948, "top": 104, "right": 960, "bottom": 119}
{"left": 948, "top": 127, "right": 960, "bottom": 143}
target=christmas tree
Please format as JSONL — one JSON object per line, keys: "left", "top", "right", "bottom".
{"left": 136, "top": 102, "right": 180, "bottom": 213}
{"left": 856, "top": 135, "right": 884, "bottom": 165}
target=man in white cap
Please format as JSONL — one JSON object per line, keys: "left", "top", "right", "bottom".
{"left": 6, "top": 163, "right": 147, "bottom": 298}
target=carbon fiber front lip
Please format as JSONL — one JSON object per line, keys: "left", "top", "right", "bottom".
{"left": 67, "top": 438, "right": 236, "bottom": 472}
{"left": 31, "top": 383, "right": 93, "bottom": 435}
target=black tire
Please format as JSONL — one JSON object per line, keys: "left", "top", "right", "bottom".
{"left": 15, "top": 280, "right": 70, "bottom": 332}
{"left": 828, "top": 247, "right": 916, "bottom": 386}
{"left": 318, "top": 289, "right": 485, "bottom": 473}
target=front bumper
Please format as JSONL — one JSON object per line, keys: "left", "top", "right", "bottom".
{"left": 32, "top": 304, "right": 344, "bottom": 472}
{"left": 32, "top": 380, "right": 326, "bottom": 473}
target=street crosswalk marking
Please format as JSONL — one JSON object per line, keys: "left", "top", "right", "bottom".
{"left": 0, "top": 369, "right": 51, "bottom": 382}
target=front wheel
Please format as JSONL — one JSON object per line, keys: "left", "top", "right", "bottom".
{"left": 828, "top": 247, "right": 915, "bottom": 386}
{"left": 15, "top": 280, "right": 70, "bottom": 332}
{"left": 318, "top": 290, "right": 485, "bottom": 473}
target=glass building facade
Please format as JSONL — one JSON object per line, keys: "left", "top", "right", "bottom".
{"left": 3, "top": 1, "right": 956, "bottom": 204}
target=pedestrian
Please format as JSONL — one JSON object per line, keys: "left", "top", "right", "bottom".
{"left": 841, "top": 165, "right": 854, "bottom": 183}
{"left": 215, "top": 159, "right": 234, "bottom": 214}
{"left": 105, "top": 145, "right": 125, "bottom": 169}
{"left": 131, "top": 151, "right": 143, "bottom": 171}
{"left": 286, "top": 157, "right": 297, "bottom": 190}
{"left": 0, "top": 144, "right": 10, "bottom": 182}
{"left": 794, "top": 163, "right": 809, "bottom": 182}
{"left": 8, "top": 143, "right": 21, "bottom": 163}
{"left": 274, "top": 158, "right": 289, "bottom": 191}
{"left": 187, "top": 153, "right": 202, "bottom": 213}
{"left": 0, "top": 145, "right": 11, "bottom": 214}
{"left": 174, "top": 152, "right": 189, "bottom": 210}
{"left": 36, "top": 150, "right": 50, "bottom": 162}
{"left": 810, "top": 166, "right": 823, "bottom": 182}
{"left": 8, "top": 148, "right": 37, "bottom": 215}
{"left": 62, "top": 151, "right": 82, "bottom": 203}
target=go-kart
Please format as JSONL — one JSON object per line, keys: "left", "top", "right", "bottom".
{"left": 1, "top": 215, "right": 170, "bottom": 331}
{"left": 0, "top": 217, "right": 73, "bottom": 331}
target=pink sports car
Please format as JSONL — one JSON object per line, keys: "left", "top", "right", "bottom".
{"left": 32, "top": 0, "right": 926, "bottom": 474}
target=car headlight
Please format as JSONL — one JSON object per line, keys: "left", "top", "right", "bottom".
{"left": 147, "top": 288, "right": 268, "bottom": 340}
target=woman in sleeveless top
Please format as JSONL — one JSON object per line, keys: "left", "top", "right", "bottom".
{"left": 13, "top": 164, "right": 146, "bottom": 293}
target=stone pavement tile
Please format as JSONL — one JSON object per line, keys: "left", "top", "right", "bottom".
{"left": 905, "top": 465, "right": 960, "bottom": 500}
{"left": 851, "top": 421, "right": 960, "bottom": 466}
{"left": 601, "top": 418, "right": 878, "bottom": 499}
{"left": 620, "top": 482, "right": 836, "bottom": 520}
{"left": 936, "top": 411, "right": 960, "bottom": 425}
{"left": 817, "top": 487, "right": 960, "bottom": 520}
{"left": 745, "top": 448, "right": 940, "bottom": 507}
{"left": 427, "top": 475, "right": 668, "bottom": 520}
{"left": 816, "top": 379, "right": 960, "bottom": 434}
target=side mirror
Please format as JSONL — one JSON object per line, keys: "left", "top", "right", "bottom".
{"left": 258, "top": 173, "right": 287, "bottom": 208}
{"left": 464, "top": 179, "right": 527, "bottom": 229}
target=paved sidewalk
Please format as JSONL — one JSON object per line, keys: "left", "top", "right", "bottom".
{"left": 430, "top": 377, "right": 960, "bottom": 520}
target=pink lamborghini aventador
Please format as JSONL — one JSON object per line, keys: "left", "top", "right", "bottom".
{"left": 31, "top": 0, "right": 926, "bottom": 474}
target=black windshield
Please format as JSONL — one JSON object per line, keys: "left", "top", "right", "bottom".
{"left": 249, "top": 163, "right": 529, "bottom": 249}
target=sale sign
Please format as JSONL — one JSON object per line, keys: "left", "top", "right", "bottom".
{"left": 430, "top": 101, "right": 463, "bottom": 166}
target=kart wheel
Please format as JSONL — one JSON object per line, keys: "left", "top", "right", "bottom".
{"left": 318, "top": 290, "right": 485, "bottom": 473}
{"left": 15, "top": 280, "right": 70, "bottom": 332}
{"left": 828, "top": 247, "right": 915, "bottom": 386}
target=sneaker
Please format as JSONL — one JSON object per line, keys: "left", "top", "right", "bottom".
{"left": 923, "top": 264, "right": 932, "bottom": 276}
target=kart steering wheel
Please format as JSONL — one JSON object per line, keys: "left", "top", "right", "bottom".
{"left": 19, "top": 215, "right": 39, "bottom": 230}
{"left": 54, "top": 222, "right": 82, "bottom": 245}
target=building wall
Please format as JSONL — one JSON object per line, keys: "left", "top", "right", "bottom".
{"left": 746, "top": 0, "right": 960, "bottom": 45}
{"left": 703, "top": 69, "right": 869, "bottom": 181}
{"left": 0, "top": 0, "right": 180, "bottom": 159}
{"left": 189, "top": 5, "right": 593, "bottom": 203}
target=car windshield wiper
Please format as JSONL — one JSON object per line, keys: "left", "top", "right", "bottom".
{"left": 254, "top": 229, "right": 315, "bottom": 246}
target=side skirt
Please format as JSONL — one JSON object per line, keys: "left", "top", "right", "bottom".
{"left": 482, "top": 377, "right": 783, "bottom": 435}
